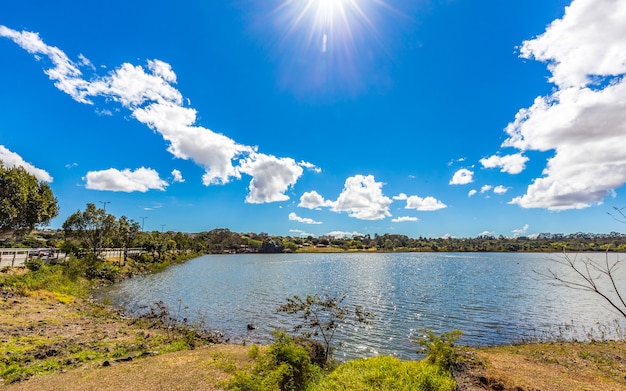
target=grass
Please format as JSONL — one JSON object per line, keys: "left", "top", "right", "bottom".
{"left": 310, "top": 356, "right": 456, "bottom": 391}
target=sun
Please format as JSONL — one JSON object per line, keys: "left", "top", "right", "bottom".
{"left": 277, "top": 0, "right": 376, "bottom": 53}
{"left": 261, "top": 0, "right": 400, "bottom": 96}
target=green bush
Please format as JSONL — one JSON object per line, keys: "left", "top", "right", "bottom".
{"left": 24, "top": 257, "right": 44, "bottom": 272}
{"left": 229, "top": 331, "right": 322, "bottom": 391}
{"left": 309, "top": 356, "right": 456, "bottom": 391}
{"left": 416, "top": 329, "right": 462, "bottom": 371}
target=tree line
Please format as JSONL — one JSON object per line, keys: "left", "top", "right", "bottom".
{"left": 1, "top": 161, "right": 626, "bottom": 254}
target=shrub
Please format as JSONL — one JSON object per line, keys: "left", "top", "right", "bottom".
{"left": 416, "top": 329, "right": 463, "bottom": 371}
{"left": 309, "top": 356, "right": 456, "bottom": 391}
{"left": 24, "top": 257, "right": 44, "bottom": 272}
{"left": 229, "top": 331, "right": 322, "bottom": 391}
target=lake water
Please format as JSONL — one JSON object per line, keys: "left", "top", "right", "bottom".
{"left": 96, "top": 252, "right": 626, "bottom": 360}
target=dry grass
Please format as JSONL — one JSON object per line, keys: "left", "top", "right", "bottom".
{"left": 455, "top": 341, "right": 626, "bottom": 391}
{"left": 2, "top": 344, "right": 252, "bottom": 391}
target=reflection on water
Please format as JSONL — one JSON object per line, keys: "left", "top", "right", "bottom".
{"left": 95, "top": 252, "right": 626, "bottom": 360}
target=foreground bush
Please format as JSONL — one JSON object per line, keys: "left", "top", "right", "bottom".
{"left": 309, "top": 355, "right": 456, "bottom": 391}
{"left": 229, "top": 331, "right": 322, "bottom": 391}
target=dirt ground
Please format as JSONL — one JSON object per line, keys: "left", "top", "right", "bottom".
{"left": 454, "top": 341, "right": 626, "bottom": 391}
{"left": 1, "top": 292, "right": 625, "bottom": 391}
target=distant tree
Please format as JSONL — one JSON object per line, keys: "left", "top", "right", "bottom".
{"left": 0, "top": 163, "right": 58, "bottom": 235}
{"left": 62, "top": 203, "right": 116, "bottom": 256}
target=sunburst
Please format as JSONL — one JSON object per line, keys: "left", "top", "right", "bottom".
{"left": 276, "top": 0, "right": 376, "bottom": 53}
{"left": 263, "top": 0, "right": 400, "bottom": 95}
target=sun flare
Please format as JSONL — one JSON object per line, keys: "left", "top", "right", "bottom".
{"left": 279, "top": 0, "right": 376, "bottom": 53}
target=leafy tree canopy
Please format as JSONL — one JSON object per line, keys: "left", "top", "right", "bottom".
{"left": 0, "top": 162, "right": 58, "bottom": 235}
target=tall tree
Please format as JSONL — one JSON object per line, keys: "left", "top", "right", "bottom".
{"left": 62, "top": 203, "right": 116, "bottom": 255}
{"left": 0, "top": 163, "right": 58, "bottom": 235}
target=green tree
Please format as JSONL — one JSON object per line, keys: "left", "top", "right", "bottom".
{"left": 62, "top": 203, "right": 116, "bottom": 256}
{"left": 277, "top": 294, "right": 374, "bottom": 365}
{"left": 114, "top": 216, "right": 140, "bottom": 264}
{"left": 0, "top": 163, "right": 58, "bottom": 235}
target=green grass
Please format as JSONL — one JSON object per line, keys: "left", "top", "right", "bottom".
{"left": 309, "top": 356, "right": 456, "bottom": 391}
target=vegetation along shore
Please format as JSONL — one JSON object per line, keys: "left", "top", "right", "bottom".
{"left": 1, "top": 163, "right": 625, "bottom": 389}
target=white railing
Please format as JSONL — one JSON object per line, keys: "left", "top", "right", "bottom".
{"left": 0, "top": 247, "right": 145, "bottom": 268}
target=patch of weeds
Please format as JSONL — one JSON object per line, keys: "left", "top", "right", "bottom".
{"left": 229, "top": 331, "right": 323, "bottom": 391}
{"left": 310, "top": 356, "right": 456, "bottom": 391}
{"left": 416, "top": 329, "right": 463, "bottom": 372}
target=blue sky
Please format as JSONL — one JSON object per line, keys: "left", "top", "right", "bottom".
{"left": 2, "top": 0, "right": 626, "bottom": 238}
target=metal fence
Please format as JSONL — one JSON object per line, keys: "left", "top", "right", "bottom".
{"left": 0, "top": 247, "right": 145, "bottom": 268}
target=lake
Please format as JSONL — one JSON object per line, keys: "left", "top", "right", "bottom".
{"left": 95, "top": 252, "right": 626, "bottom": 360}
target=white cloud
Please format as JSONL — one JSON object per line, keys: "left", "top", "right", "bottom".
{"left": 500, "top": 0, "right": 626, "bottom": 210}
{"left": 468, "top": 189, "right": 477, "bottom": 197}
{"left": 392, "top": 216, "right": 419, "bottom": 223}
{"left": 326, "top": 231, "right": 363, "bottom": 238}
{"left": 238, "top": 153, "right": 304, "bottom": 204}
{"left": 298, "top": 190, "right": 334, "bottom": 209}
{"left": 171, "top": 169, "right": 184, "bottom": 183}
{"left": 404, "top": 195, "right": 447, "bottom": 211}
{"left": 449, "top": 168, "right": 473, "bottom": 185}
{"left": 480, "top": 153, "right": 529, "bottom": 174}
{"left": 288, "top": 212, "right": 322, "bottom": 225}
{"left": 393, "top": 193, "right": 408, "bottom": 201}
{"left": 479, "top": 230, "right": 495, "bottom": 237}
{"left": 0, "top": 26, "right": 310, "bottom": 203}
{"left": 84, "top": 167, "right": 167, "bottom": 192}
{"left": 0, "top": 145, "right": 53, "bottom": 182}
{"left": 512, "top": 224, "right": 529, "bottom": 237}
{"left": 493, "top": 185, "right": 509, "bottom": 195}
{"left": 299, "top": 161, "right": 321, "bottom": 173}
{"left": 290, "top": 229, "right": 314, "bottom": 237}
{"left": 332, "top": 175, "right": 392, "bottom": 220}
{"left": 480, "top": 185, "right": 492, "bottom": 194}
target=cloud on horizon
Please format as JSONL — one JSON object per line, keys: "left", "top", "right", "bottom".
{"left": 288, "top": 212, "right": 322, "bottom": 225}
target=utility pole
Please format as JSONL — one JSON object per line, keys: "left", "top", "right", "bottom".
{"left": 161, "top": 224, "right": 166, "bottom": 233}
{"left": 140, "top": 216, "right": 148, "bottom": 231}
{"left": 99, "top": 200, "right": 111, "bottom": 212}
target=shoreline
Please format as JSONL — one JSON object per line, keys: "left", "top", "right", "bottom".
{"left": 2, "top": 254, "right": 626, "bottom": 390}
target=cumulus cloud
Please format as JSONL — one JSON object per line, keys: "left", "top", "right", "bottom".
{"left": 0, "top": 26, "right": 310, "bottom": 203}
{"left": 480, "top": 153, "right": 529, "bottom": 174}
{"left": 512, "top": 224, "right": 529, "bottom": 237}
{"left": 394, "top": 192, "right": 446, "bottom": 211}
{"left": 298, "top": 190, "right": 334, "bottom": 209}
{"left": 0, "top": 145, "right": 53, "bottom": 182}
{"left": 449, "top": 168, "right": 473, "bottom": 185}
{"left": 326, "top": 231, "right": 363, "bottom": 238}
{"left": 404, "top": 195, "right": 447, "bottom": 211}
{"left": 499, "top": 0, "right": 626, "bottom": 210}
{"left": 493, "top": 185, "right": 509, "bottom": 195}
{"left": 238, "top": 153, "right": 304, "bottom": 204}
{"left": 84, "top": 167, "right": 168, "bottom": 192}
{"left": 288, "top": 212, "right": 322, "bottom": 224}
{"left": 392, "top": 216, "right": 419, "bottom": 222}
{"left": 480, "top": 185, "right": 493, "bottom": 194}
{"left": 331, "top": 175, "right": 392, "bottom": 220}
{"left": 290, "top": 229, "right": 314, "bottom": 237}
{"left": 171, "top": 169, "right": 184, "bottom": 183}
{"left": 468, "top": 189, "right": 477, "bottom": 197}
